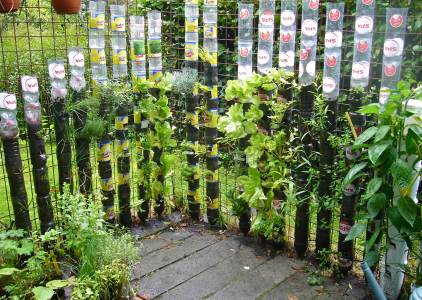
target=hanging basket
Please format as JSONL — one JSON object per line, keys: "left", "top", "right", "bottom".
{"left": 52, "top": 0, "right": 81, "bottom": 15}
{"left": 0, "top": 0, "right": 20, "bottom": 13}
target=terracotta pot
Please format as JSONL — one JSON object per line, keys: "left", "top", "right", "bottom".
{"left": 0, "top": 0, "right": 20, "bottom": 13}
{"left": 51, "top": 0, "right": 81, "bottom": 15}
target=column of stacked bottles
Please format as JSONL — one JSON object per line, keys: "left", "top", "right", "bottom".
{"left": 203, "top": 0, "right": 219, "bottom": 225}
{"left": 21, "top": 76, "right": 55, "bottom": 233}
{"left": 88, "top": 0, "right": 114, "bottom": 219}
{"left": 130, "top": 16, "right": 150, "bottom": 223}
{"left": 148, "top": 11, "right": 165, "bottom": 217}
{"left": 185, "top": 0, "right": 201, "bottom": 219}
{"left": 0, "top": 93, "right": 31, "bottom": 231}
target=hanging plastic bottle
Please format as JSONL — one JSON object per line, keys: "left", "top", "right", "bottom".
{"left": 238, "top": 3, "right": 253, "bottom": 80}
{"left": 68, "top": 47, "right": 86, "bottom": 92}
{"left": 0, "top": 93, "right": 19, "bottom": 139}
{"left": 278, "top": 0, "right": 297, "bottom": 73}
{"left": 257, "top": 0, "right": 275, "bottom": 75}
{"left": 21, "top": 76, "right": 42, "bottom": 126}
{"left": 148, "top": 10, "right": 163, "bottom": 81}
{"left": 130, "top": 16, "right": 146, "bottom": 79}
{"left": 48, "top": 59, "right": 67, "bottom": 100}
{"left": 89, "top": 0, "right": 107, "bottom": 83}
{"left": 110, "top": 4, "right": 128, "bottom": 78}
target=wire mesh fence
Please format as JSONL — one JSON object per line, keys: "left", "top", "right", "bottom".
{"left": 0, "top": 0, "right": 421, "bottom": 265}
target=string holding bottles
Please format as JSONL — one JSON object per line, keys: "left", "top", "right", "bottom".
{"left": 257, "top": 0, "right": 275, "bottom": 75}
{"left": 185, "top": 0, "right": 199, "bottom": 68}
{"left": 351, "top": 0, "right": 376, "bottom": 89}
{"left": 88, "top": 0, "right": 107, "bottom": 84}
{"left": 379, "top": 8, "right": 408, "bottom": 105}
{"left": 299, "top": 0, "right": 320, "bottom": 86}
{"left": 322, "top": 2, "right": 345, "bottom": 99}
{"left": 148, "top": 10, "right": 163, "bottom": 82}
{"left": 237, "top": 2, "right": 253, "bottom": 80}
{"left": 278, "top": 0, "right": 297, "bottom": 74}
{"left": 130, "top": 16, "right": 147, "bottom": 80}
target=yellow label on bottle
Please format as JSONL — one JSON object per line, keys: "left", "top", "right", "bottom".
{"left": 101, "top": 178, "right": 114, "bottom": 192}
{"left": 115, "top": 115, "right": 128, "bottom": 130}
{"left": 149, "top": 71, "right": 163, "bottom": 82}
{"left": 187, "top": 112, "right": 199, "bottom": 127}
{"left": 116, "top": 139, "right": 129, "bottom": 155}
{"left": 210, "top": 52, "right": 218, "bottom": 66}
{"left": 134, "top": 111, "right": 141, "bottom": 124}
{"left": 204, "top": 24, "right": 217, "bottom": 39}
{"left": 206, "top": 170, "right": 219, "bottom": 182}
{"left": 131, "top": 50, "right": 146, "bottom": 63}
{"left": 113, "top": 50, "right": 128, "bottom": 65}
{"left": 207, "top": 110, "right": 219, "bottom": 128}
{"left": 90, "top": 49, "right": 106, "bottom": 65}
{"left": 211, "top": 85, "right": 218, "bottom": 99}
{"left": 118, "top": 173, "right": 130, "bottom": 185}
{"left": 89, "top": 13, "right": 105, "bottom": 30}
{"left": 208, "top": 144, "right": 218, "bottom": 157}
{"left": 185, "top": 43, "right": 198, "bottom": 62}
{"left": 97, "top": 142, "right": 111, "bottom": 162}
{"left": 111, "top": 16, "right": 126, "bottom": 32}
{"left": 186, "top": 19, "right": 198, "bottom": 32}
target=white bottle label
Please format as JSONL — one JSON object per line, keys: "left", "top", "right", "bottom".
{"left": 352, "top": 61, "right": 370, "bottom": 80}
{"left": 280, "top": 10, "right": 295, "bottom": 27}
{"left": 323, "top": 77, "right": 336, "bottom": 94}
{"left": 355, "top": 16, "right": 373, "bottom": 34}
{"left": 49, "top": 63, "right": 66, "bottom": 80}
{"left": 21, "top": 76, "right": 39, "bottom": 93}
{"left": 302, "top": 19, "right": 318, "bottom": 37}
{"left": 0, "top": 93, "right": 17, "bottom": 110}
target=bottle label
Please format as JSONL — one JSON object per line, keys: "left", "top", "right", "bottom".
{"left": 280, "top": 10, "right": 295, "bottom": 27}
{"left": 89, "top": 13, "right": 105, "bottom": 30}
{"left": 0, "top": 93, "right": 17, "bottom": 110}
{"left": 21, "top": 76, "right": 39, "bottom": 93}
{"left": 113, "top": 49, "right": 128, "bottom": 65}
{"left": 90, "top": 49, "right": 106, "bottom": 65}
{"left": 68, "top": 51, "right": 85, "bottom": 67}
{"left": 48, "top": 63, "right": 66, "bottom": 80}
{"left": 111, "top": 16, "right": 126, "bottom": 32}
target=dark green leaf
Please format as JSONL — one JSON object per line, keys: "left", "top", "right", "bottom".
{"left": 398, "top": 197, "right": 418, "bottom": 226}
{"left": 343, "top": 162, "right": 367, "bottom": 186}
{"left": 365, "top": 251, "right": 380, "bottom": 267}
{"left": 345, "top": 223, "right": 366, "bottom": 241}
{"left": 354, "top": 127, "right": 378, "bottom": 147}
{"left": 368, "top": 140, "right": 392, "bottom": 165}
{"left": 406, "top": 128, "right": 420, "bottom": 155}
{"left": 374, "top": 125, "right": 390, "bottom": 143}
{"left": 391, "top": 159, "right": 414, "bottom": 196}
{"left": 387, "top": 207, "right": 407, "bottom": 232}
{"left": 367, "top": 193, "right": 386, "bottom": 218}
{"left": 357, "top": 103, "right": 380, "bottom": 115}
{"left": 363, "top": 177, "right": 383, "bottom": 200}
{"left": 365, "top": 224, "right": 381, "bottom": 251}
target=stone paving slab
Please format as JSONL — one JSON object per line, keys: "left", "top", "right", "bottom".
{"left": 131, "top": 223, "right": 368, "bottom": 300}
{"left": 133, "top": 236, "right": 241, "bottom": 299}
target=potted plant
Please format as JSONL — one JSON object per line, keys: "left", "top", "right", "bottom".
{"left": 0, "top": 0, "right": 20, "bottom": 13}
{"left": 227, "top": 189, "right": 251, "bottom": 235}
{"left": 52, "top": 0, "right": 81, "bottom": 15}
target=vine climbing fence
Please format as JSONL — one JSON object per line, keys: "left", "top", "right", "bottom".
{"left": 0, "top": 0, "right": 421, "bottom": 265}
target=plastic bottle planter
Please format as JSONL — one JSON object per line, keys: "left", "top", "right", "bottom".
{"left": 52, "top": 0, "right": 81, "bottom": 14}
{"left": 0, "top": 0, "right": 20, "bottom": 13}
{"left": 21, "top": 76, "right": 55, "bottom": 234}
{"left": 115, "top": 107, "right": 132, "bottom": 227}
{"left": 351, "top": 0, "right": 375, "bottom": 89}
{"left": 48, "top": 59, "right": 73, "bottom": 193}
{"left": 257, "top": 0, "right": 275, "bottom": 75}
{"left": 147, "top": 11, "right": 163, "bottom": 82}
{"left": 110, "top": 4, "right": 128, "bottom": 78}
{"left": 89, "top": 1, "right": 107, "bottom": 83}
{"left": 278, "top": 0, "right": 297, "bottom": 73}
{"left": 185, "top": 0, "right": 199, "bottom": 69}
{"left": 238, "top": 3, "right": 253, "bottom": 80}
{"left": 298, "top": 0, "right": 320, "bottom": 87}
{"left": 0, "top": 92, "right": 31, "bottom": 231}
{"left": 315, "top": 3, "right": 345, "bottom": 257}
{"left": 68, "top": 48, "right": 92, "bottom": 196}
{"left": 379, "top": 8, "right": 408, "bottom": 105}
{"left": 130, "top": 16, "right": 147, "bottom": 79}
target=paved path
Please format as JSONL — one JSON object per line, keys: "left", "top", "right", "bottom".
{"left": 131, "top": 217, "right": 368, "bottom": 300}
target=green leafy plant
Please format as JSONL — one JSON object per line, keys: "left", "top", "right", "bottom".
{"left": 343, "top": 81, "right": 422, "bottom": 271}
